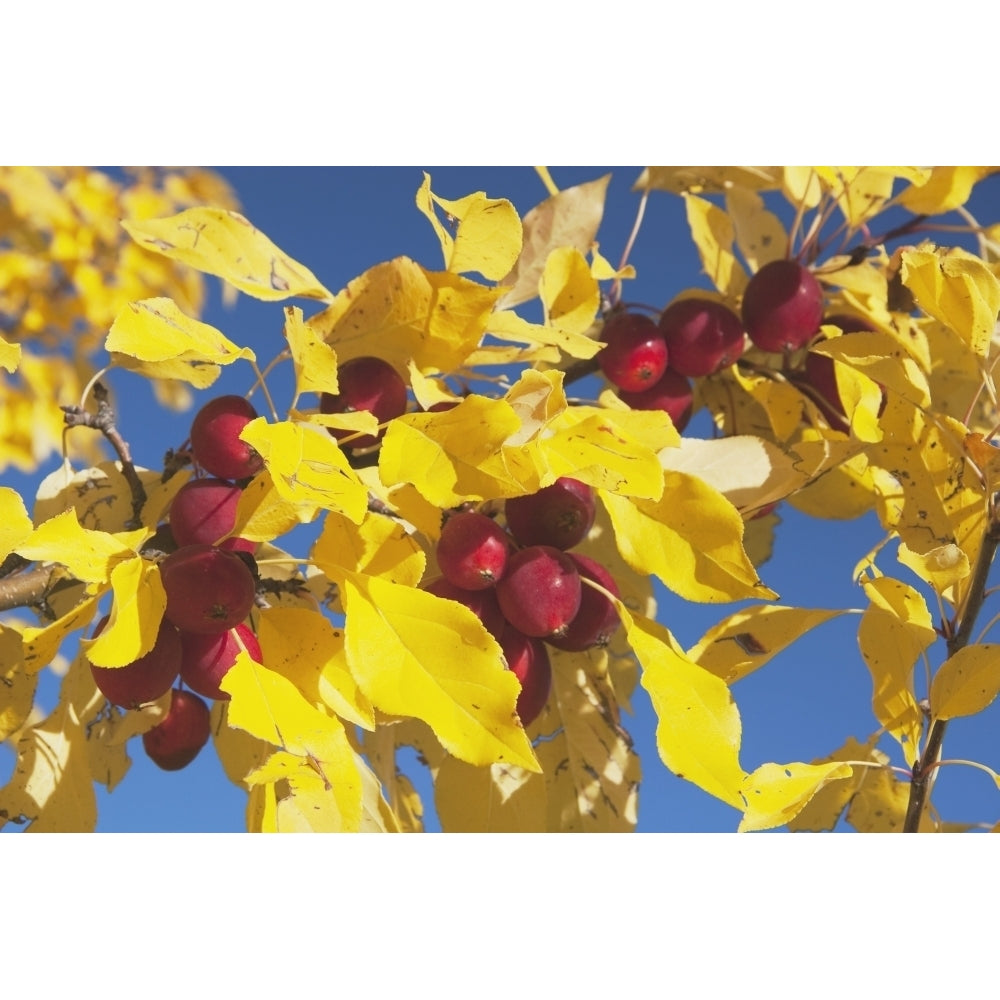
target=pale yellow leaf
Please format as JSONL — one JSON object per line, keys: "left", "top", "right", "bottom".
{"left": 930, "top": 644, "right": 1000, "bottom": 720}
{"left": 739, "top": 761, "right": 854, "bottom": 833}
{"left": 682, "top": 193, "right": 748, "bottom": 298}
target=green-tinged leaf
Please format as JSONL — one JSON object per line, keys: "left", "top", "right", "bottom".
{"left": 930, "top": 644, "right": 1000, "bottom": 720}
{"left": 122, "top": 207, "right": 333, "bottom": 301}
{"left": 240, "top": 418, "right": 368, "bottom": 521}
{"left": 106, "top": 297, "right": 255, "bottom": 387}
{"left": 690, "top": 605, "right": 848, "bottom": 684}
{"left": 683, "top": 193, "right": 748, "bottom": 298}
{"left": 902, "top": 246, "right": 1000, "bottom": 358}
{"left": 498, "top": 175, "right": 611, "bottom": 309}
{"left": 601, "top": 472, "right": 777, "bottom": 603}
{"left": 415, "top": 174, "right": 522, "bottom": 281}
{"left": 341, "top": 573, "right": 540, "bottom": 772}
{"left": 739, "top": 761, "right": 854, "bottom": 833}
{"left": 625, "top": 608, "right": 746, "bottom": 809}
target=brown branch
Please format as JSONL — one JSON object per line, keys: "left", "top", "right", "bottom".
{"left": 61, "top": 382, "right": 147, "bottom": 529}
{"left": 903, "top": 517, "right": 1000, "bottom": 832}
{"left": 0, "top": 563, "right": 58, "bottom": 614}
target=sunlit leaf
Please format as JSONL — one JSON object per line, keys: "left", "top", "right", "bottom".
{"left": 930, "top": 644, "right": 1000, "bottom": 720}
{"left": 683, "top": 193, "right": 747, "bottom": 298}
{"left": 486, "top": 308, "right": 602, "bottom": 360}
{"left": 230, "top": 469, "right": 320, "bottom": 543}
{"left": 283, "top": 305, "right": 338, "bottom": 398}
{"left": 0, "top": 334, "right": 22, "bottom": 372}
{"left": 0, "top": 487, "right": 33, "bottom": 559}
{"left": 122, "top": 207, "right": 333, "bottom": 301}
{"left": 898, "top": 167, "right": 995, "bottom": 215}
{"left": 739, "top": 761, "right": 854, "bottom": 833}
{"left": 311, "top": 509, "right": 425, "bottom": 589}
{"left": 539, "top": 247, "right": 601, "bottom": 336}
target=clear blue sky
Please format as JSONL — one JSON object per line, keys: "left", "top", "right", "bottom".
{"left": 6, "top": 166, "right": 1000, "bottom": 833}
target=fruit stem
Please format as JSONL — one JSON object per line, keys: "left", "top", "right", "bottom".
{"left": 610, "top": 188, "right": 649, "bottom": 307}
{"left": 248, "top": 359, "right": 280, "bottom": 422}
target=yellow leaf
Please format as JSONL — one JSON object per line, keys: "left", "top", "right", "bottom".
{"left": 897, "top": 541, "right": 970, "bottom": 596}
{"left": 240, "top": 418, "right": 368, "bottom": 522}
{"left": 898, "top": 167, "right": 995, "bottom": 215}
{"left": 256, "top": 606, "right": 374, "bottom": 730}
{"left": 16, "top": 508, "right": 145, "bottom": 584}
{"left": 625, "top": 608, "right": 746, "bottom": 809}
{"left": 106, "top": 297, "right": 256, "bottom": 387}
{"left": 930, "top": 644, "right": 1000, "bottom": 720}
{"left": 902, "top": 246, "right": 1000, "bottom": 358}
{"left": 0, "top": 334, "right": 21, "bottom": 372}
{"left": 858, "top": 577, "right": 936, "bottom": 766}
{"left": 635, "top": 166, "right": 782, "bottom": 195}
{"left": 283, "top": 305, "right": 339, "bottom": 399}
{"left": 230, "top": 469, "right": 319, "bottom": 543}
{"left": 0, "top": 487, "right": 33, "bottom": 559}
{"left": 845, "top": 767, "right": 910, "bottom": 832}
{"left": 20, "top": 593, "right": 100, "bottom": 675}
{"left": 0, "top": 627, "right": 32, "bottom": 741}
{"left": 813, "top": 166, "right": 921, "bottom": 227}
{"left": 211, "top": 700, "right": 274, "bottom": 789}
{"left": 725, "top": 186, "right": 787, "bottom": 271}
{"left": 341, "top": 573, "right": 540, "bottom": 772}
{"left": 539, "top": 247, "right": 602, "bottom": 336}
{"left": 690, "top": 605, "right": 848, "bottom": 684}
{"left": 781, "top": 167, "right": 824, "bottom": 210}
{"left": 498, "top": 175, "right": 611, "bottom": 309}
{"left": 434, "top": 757, "right": 547, "bottom": 832}
{"left": 682, "top": 193, "right": 748, "bottom": 298}
{"left": 739, "top": 761, "right": 854, "bottom": 833}
{"left": 311, "top": 510, "right": 425, "bottom": 588}
{"left": 122, "top": 207, "right": 333, "bottom": 301}
{"left": 486, "top": 308, "right": 602, "bottom": 360}
{"left": 600, "top": 472, "right": 777, "bottom": 603}
{"left": 415, "top": 174, "right": 522, "bottom": 281}
{"left": 82, "top": 558, "right": 167, "bottom": 668}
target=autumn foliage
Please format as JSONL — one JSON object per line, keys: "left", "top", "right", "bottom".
{"left": 3, "top": 164, "right": 1000, "bottom": 832}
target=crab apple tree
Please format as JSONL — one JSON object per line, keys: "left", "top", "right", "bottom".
{"left": 4, "top": 164, "right": 1000, "bottom": 838}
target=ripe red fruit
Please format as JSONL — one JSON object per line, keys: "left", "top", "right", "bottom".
{"left": 160, "top": 544, "right": 257, "bottom": 634}
{"left": 320, "top": 355, "right": 408, "bottom": 449}
{"left": 436, "top": 511, "right": 509, "bottom": 590}
{"left": 504, "top": 478, "right": 596, "bottom": 551}
{"left": 499, "top": 629, "right": 552, "bottom": 727}
{"left": 598, "top": 312, "right": 669, "bottom": 392}
{"left": 169, "top": 478, "right": 256, "bottom": 553}
{"left": 142, "top": 688, "right": 212, "bottom": 771}
{"left": 89, "top": 615, "right": 182, "bottom": 709}
{"left": 619, "top": 368, "right": 694, "bottom": 432}
{"left": 179, "top": 623, "right": 263, "bottom": 701}
{"left": 548, "top": 554, "right": 621, "bottom": 652}
{"left": 658, "top": 297, "right": 745, "bottom": 376}
{"left": 189, "top": 395, "right": 264, "bottom": 481}
{"left": 424, "top": 577, "right": 507, "bottom": 641}
{"left": 496, "top": 545, "right": 582, "bottom": 639}
{"left": 741, "top": 259, "right": 824, "bottom": 353}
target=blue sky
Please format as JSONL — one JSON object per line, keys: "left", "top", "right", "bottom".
{"left": 6, "top": 166, "right": 1000, "bottom": 834}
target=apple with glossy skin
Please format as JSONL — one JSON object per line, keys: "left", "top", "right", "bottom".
{"left": 742, "top": 259, "right": 824, "bottom": 353}
{"left": 504, "top": 478, "right": 596, "bottom": 551}
{"left": 658, "top": 297, "right": 744, "bottom": 376}
{"left": 160, "top": 543, "right": 257, "bottom": 634}
{"left": 598, "top": 311, "right": 669, "bottom": 392}
{"left": 320, "top": 356, "right": 408, "bottom": 449}
{"left": 499, "top": 628, "right": 552, "bottom": 728}
{"left": 169, "top": 478, "right": 256, "bottom": 553}
{"left": 190, "top": 395, "right": 264, "bottom": 481}
{"left": 436, "top": 511, "right": 509, "bottom": 590}
{"left": 179, "top": 623, "right": 263, "bottom": 701}
{"left": 142, "top": 688, "right": 212, "bottom": 771}
{"left": 548, "top": 553, "right": 621, "bottom": 652}
{"left": 423, "top": 576, "right": 507, "bottom": 641}
{"left": 496, "top": 545, "right": 582, "bottom": 639}
{"left": 619, "top": 368, "right": 694, "bottom": 432}
{"left": 89, "top": 615, "right": 182, "bottom": 709}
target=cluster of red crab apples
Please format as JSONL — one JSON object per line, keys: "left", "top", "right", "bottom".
{"left": 599, "top": 258, "right": 877, "bottom": 434}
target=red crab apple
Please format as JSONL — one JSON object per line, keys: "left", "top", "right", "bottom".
{"left": 742, "top": 259, "right": 824, "bottom": 353}
{"left": 160, "top": 543, "right": 257, "bottom": 634}
{"left": 619, "top": 368, "right": 694, "bottom": 432}
{"left": 169, "top": 478, "right": 256, "bottom": 552}
{"left": 89, "top": 615, "right": 182, "bottom": 709}
{"left": 179, "top": 623, "right": 263, "bottom": 701}
{"left": 504, "top": 478, "right": 596, "bottom": 551}
{"left": 320, "top": 355, "right": 408, "bottom": 449}
{"left": 547, "top": 554, "right": 621, "bottom": 652}
{"left": 496, "top": 545, "right": 582, "bottom": 639}
{"left": 423, "top": 577, "right": 507, "bottom": 641}
{"left": 436, "top": 511, "right": 510, "bottom": 590}
{"left": 658, "top": 297, "right": 745, "bottom": 377}
{"left": 142, "top": 688, "right": 212, "bottom": 771}
{"left": 499, "top": 629, "right": 552, "bottom": 728}
{"left": 598, "top": 311, "right": 669, "bottom": 392}
{"left": 189, "top": 395, "right": 264, "bottom": 481}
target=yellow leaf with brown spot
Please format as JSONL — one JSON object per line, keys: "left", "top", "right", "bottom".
{"left": 122, "top": 207, "right": 333, "bottom": 301}
{"left": 930, "top": 644, "right": 1000, "bottom": 720}
{"left": 739, "top": 761, "right": 854, "bottom": 832}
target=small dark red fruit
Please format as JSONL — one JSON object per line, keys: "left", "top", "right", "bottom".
{"left": 189, "top": 395, "right": 264, "bottom": 481}
{"left": 504, "top": 478, "right": 596, "bottom": 551}
{"left": 436, "top": 511, "right": 509, "bottom": 590}
{"left": 548, "top": 554, "right": 621, "bottom": 652}
{"left": 89, "top": 615, "right": 182, "bottom": 709}
{"left": 142, "top": 688, "right": 211, "bottom": 771}
{"left": 619, "top": 368, "right": 694, "bottom": 432}
{"left": 320, "top": 355, "right": 408, "bottom": 449}
{"left": 598, "top": 312, "right": 669, "bottom": 392}
{"left": 500, "top": 629, "right": 552, "bottom": 727}
{"left": 742, "top": 259, "right": 824, "bottom": 353}
{"left": 169, "top": 478, "right": 256, "bottom": 553}
{"left": 424, "top": 577, "right": 507, "bottom": 641}
{"left": 496, "top": 545, "right": 582, "bottom": 639}
{"left": 658, "top": 297, "right": 745, "bottom": 376}
{"left": 179, "top": 623, "right": 263, "bottom": 701}
{"left": 160, "top": 544, "right": 257, "bottom": 634}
